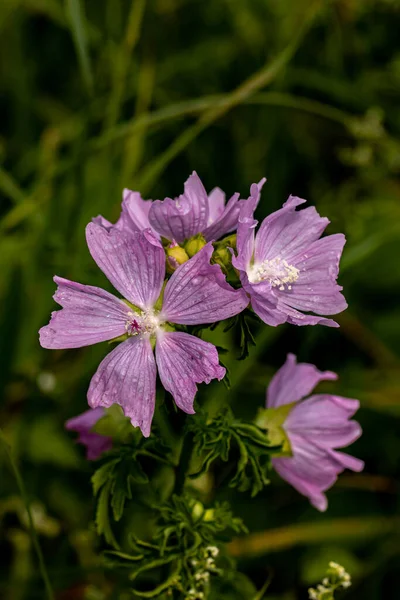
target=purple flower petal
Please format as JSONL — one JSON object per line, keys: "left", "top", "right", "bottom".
{"left": 267, "top": 353, "right": 337, "bottom": 408}
{"left": 117, "top": 189, "right": 154, "bottom": 232}
{"left": 66, "top": 407, "right": 112, "bottom": 461}
{"left": 286, "top": 395, "right": 362, "bottom": 448}
{"left": 88, "top": 337, "right": 157, "bottom": 437}
{"left": 161, "top": 243, "right": 248, "bottom": 324}
{"left": 275, "top": 234, "right": 347, "bottom": 320}
{"left": 242, "top": 275, "right": 284, "bottom": 326}
{"left": 272, "top": 454, "right": 330, "bottom": 511}
{"left": 155, "top": 331, "right": 225, "bottom": 413}
{"left": 270, "top": 305, "right": 341, "bottom": 328}
{"left": 86, "top": 223, "right": 165, "bottom": 310}
{"left": 231, "top": 180, "right": 265, "bottom": 272}
{"left": 206, "top": 187, "right": 226, "bottom": 224}
{"left": 92, "top": 215, "right": 114, "bottom": 230}
{"left": 92, "top": 189, "right": 155, "bottom": 235}
{"left": 254, "top": 196, "right": 328, "bottom": 264}
{"left": 149, "top": 172, "right": 209, "bottom": 242}
{"left": 272, "top": 430, "right": 364, "bottom": 512}
{"left": 39, "top": 277, "right": 130, "bottom": 349}
{"left": 328, "top": 449, "right": 364, "bottom": 472}
{"left": 203, "top": 192, "right": 241, "bottom": 241}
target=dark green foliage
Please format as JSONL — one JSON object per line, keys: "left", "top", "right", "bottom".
{"left": 104, "top": 495, "right": 247, "bottom": 598}
{"left": 189, "top": 410, "right": 280, "bottom": 497}
{"left": 93, "top": 436, "right": 172, "bottom": 546}
{"left": 223, "top": 311, "right": 260, "bottom": 360}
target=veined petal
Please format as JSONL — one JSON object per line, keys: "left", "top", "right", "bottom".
{"left": 92, "top": 190, "right": 155, "bottom": 235}
{"left": 275, "top": 304, "right": 340, "bottom": 328}
{"left": 273, "top": 233, "right": 347, "bottom": 317}
{"left": 92, "top": 215, "right": 114, "bottom": 230}
{"left": 88, "top": 337, "right": 157, "bottom": 437}
{"left": 272, "top": 456, "right": 329, "bottom": 511}
{"left": 286, "top": 395, "right": 362, "bottom": 448}
{"left": 39, "top": 277, "right": 130, "bottom": 349}
{"left": 118, "top": 188, "right": 154, "bottom": 232}
{"left": 327, "top": 449, "right": 364, "bottom": 472}
{"left": 231, "top": 179, "right": 266, "bottom": 272}
{"left": 254, "top": 197, "right": 328, "bottom": 264}
{"left": 149, "top": 172, "right": 209, "bottom": 242}
{"left": 250, "top": 295, "right": 287, "bottom": 326}
{"left": 206, "top": 187, "right": 226, "bottom": 224}
{"left": 156, "top": 331, "right": 225, "bottom": 413}
{"left": 86, "top": 223, "right": 165, "bottom": 310}
{"left": 267, "top": 353, "right": 337, "bottom": 408}
{"left": 203, "top": 192, "right": 241, "bottom": 241}
{"left": 161, "top": 243, "right": 248, "bottom": 324}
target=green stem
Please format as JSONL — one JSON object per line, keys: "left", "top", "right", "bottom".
{"left": 173, "top": 429, "right": 195, "bottom": 496}
{"left": 0, "top": 429, "right": 55, "bottom": 600}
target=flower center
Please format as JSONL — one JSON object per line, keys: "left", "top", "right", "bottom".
{"left": 125, "top": 310, "right": 161, "bottom": 337}
{"left": 248, "top": 257, "right": 299, "bottom": 290}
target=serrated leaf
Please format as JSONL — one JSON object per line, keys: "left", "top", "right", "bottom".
{"left": 104, "top": 550, "right": 144, "bottom": 562}
{"left": 189, "top": 410, "right": 278, "bottom": 496}
{"left": 131, "top": 562, "right": 182, "bottom": 598}
{"left": 95, "top": 480, "right": 119, "bottom": 548}
{"left": 130, "top": 460, "right": 149, "bottom": 484}
{"left": 91, "top": 458, "right": 120, "bottom": 495}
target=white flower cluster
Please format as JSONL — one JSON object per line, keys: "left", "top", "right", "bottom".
{"left": 308, "top": 561, "right": 351, "bottom": 599}
{"left": 185, "top": 545, "right": 220, "bottom": 600}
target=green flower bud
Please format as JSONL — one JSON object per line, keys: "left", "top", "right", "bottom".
{"left": 203, "top": 508, "right": 215, "bottom": 522}
{"left": 212, "top": 234, "right": 237, "bottom": 274}
{"left": 212, "top": 246, "right": 232, "bottom": 272}
{"left": 184, "top": 234, "right": 207, "bottom": 258}
{"left": 166, "top": 243, "right": 189, "bottom": 273}
{"left": 191, "top": 500, "right": 205, "bottom": 521}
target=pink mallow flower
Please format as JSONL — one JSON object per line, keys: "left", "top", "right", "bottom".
{"left": 267, "top": 354, "right": 364, "bottom": 511}
{"left": 40, "top": 224, "right": 248, "bottom": 437}
{"left": 94, "top": 172, "right": 265, "bottom": 243}
{"left": 65, "top": 407, "right": 112, "bottom": 460}
{"left": 232, "top": 185, "right": 347, "bottom": 327}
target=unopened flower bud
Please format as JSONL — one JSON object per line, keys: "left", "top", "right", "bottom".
{"left": 166, "top": 242, "right": 189, "bottom": 272}
{"left": 184, "top": 234, "right": 207, "bottom": 258}
{"left": 212, "top": 246, "right": 232, "bottom": 272}
{"left": 191, "top": 501, "right": 204, "bottom": 520}
{"left": 203, "top": 508, "right": 215, "bottom": 522}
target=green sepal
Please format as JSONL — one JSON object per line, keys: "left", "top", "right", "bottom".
{"left": 255, "top": 403, "right": 295, "bottom": 456}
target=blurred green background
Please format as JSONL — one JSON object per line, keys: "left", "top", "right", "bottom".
{"left": 1, "top": 0, "right": 400, "bottom": 598}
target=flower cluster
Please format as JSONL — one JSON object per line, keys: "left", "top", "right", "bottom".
{"left": 40, "top": 171, "right": 363, "bottom": 510}
{"left": 308, "top": 561, "right": 352, "bottom": 599}
{"left": 186, "top": 546, "right": 220, "bottom": 599}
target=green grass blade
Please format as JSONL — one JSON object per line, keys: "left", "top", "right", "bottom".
{"left": 66, "top": 0, "right": 93, "bottom": 96}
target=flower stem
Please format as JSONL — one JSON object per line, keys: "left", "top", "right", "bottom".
{"left": 0, "top": 429, "right": 55, "bottom": 600}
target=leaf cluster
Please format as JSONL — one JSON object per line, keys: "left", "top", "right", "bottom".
{"left": 92, "top": 436, "right": 171, "bottom": 547}
{"left": 104, "top": 495, "right": 246, "bottom": 598}
{"left": 223, "top": 311, "right": 260, "bottom": 360}
{"left": 188, "top": 409, "right": 281, "bottom": 497}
